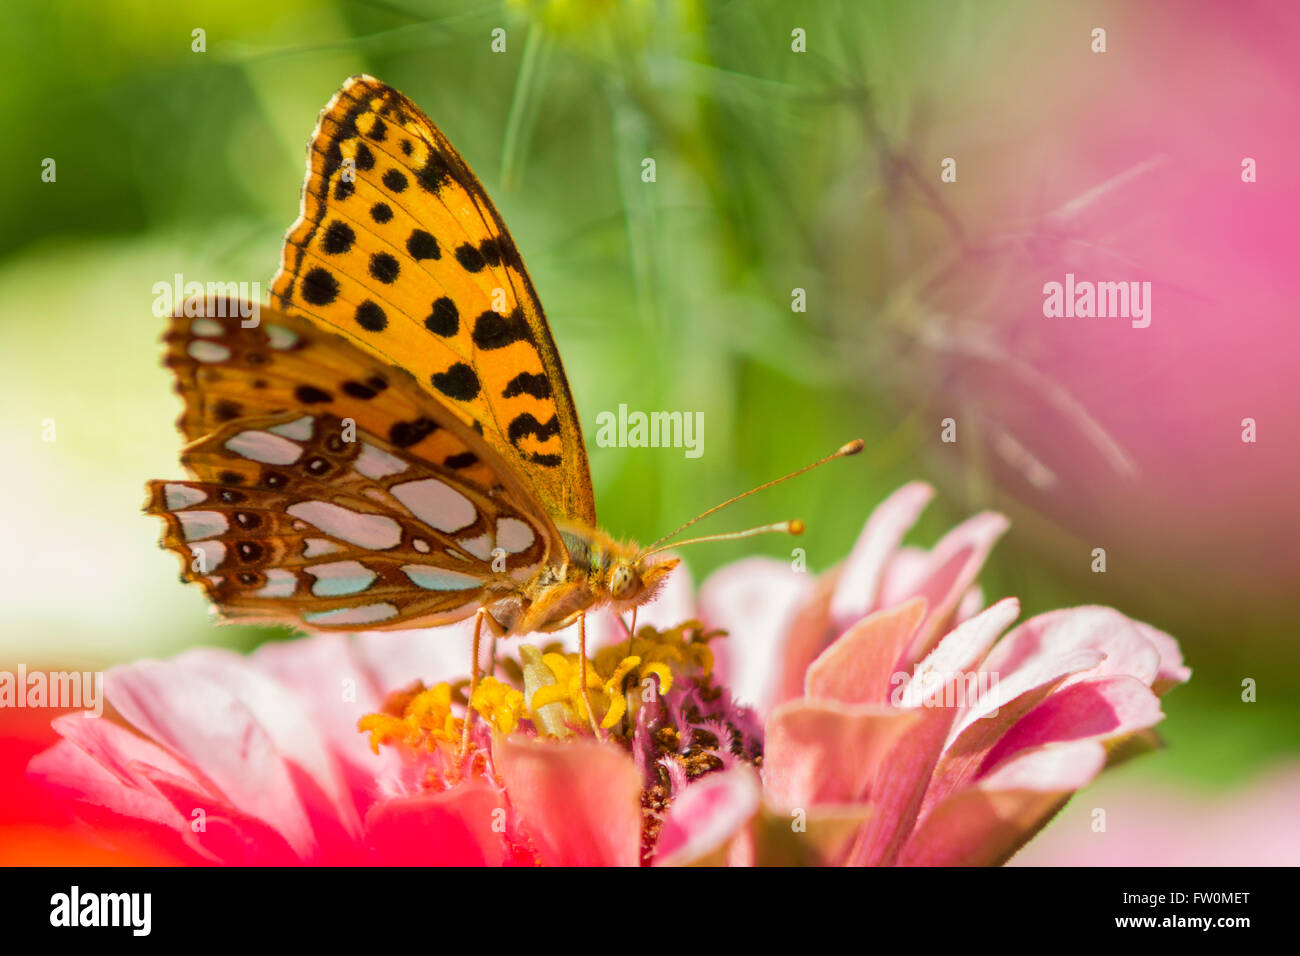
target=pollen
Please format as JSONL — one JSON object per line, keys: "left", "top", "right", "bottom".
{"left": 522, "top": 620, "right": 722, "bottom": 737}
{"left": 358, "top": 680, "right": 462, "bottom": 754}
{"left": 357, "top": 620, "right": 726, "bottom": 759}
{"left": 471, "top": 677, "right": 526, "bottom": 735}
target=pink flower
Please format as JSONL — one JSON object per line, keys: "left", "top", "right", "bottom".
{"left": 676, "top": 483, "right": 1190, "bottom": 865}
{"left": 1010, "top": 767, "right": 1300, "bottom": 867}
{"left": 28, "top": 483, "right": 1188, "bottom": 865}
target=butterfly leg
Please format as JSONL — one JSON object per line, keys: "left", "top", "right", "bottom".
{"left": 577, "top": 611, "right": 604, "bottom": 739}
{"left": 459, "top": 608, "right": 487, "bottom": 758}
{"left": 617, "top": 608, "right": 638, "bottom": 736}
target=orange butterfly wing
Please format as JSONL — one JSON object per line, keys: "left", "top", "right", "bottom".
{"left": 270, "top": 75, "right": 595, "bottom": 527}
{"left": 148, "top": 302, "right": 561, "bottom": 631}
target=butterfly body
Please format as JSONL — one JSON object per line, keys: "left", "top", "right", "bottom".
{"left": 499, "top": 523, "right": 678, "bottom": 635}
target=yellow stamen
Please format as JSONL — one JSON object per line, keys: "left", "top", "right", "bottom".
{"left": 470, "top": 677, "right": 526, "bottom": 735}
{"left": 356, "top": 681, "right": 463, "bottom": 754}
{"left": 642, "top": 661, "right": 673, "bottom": 695}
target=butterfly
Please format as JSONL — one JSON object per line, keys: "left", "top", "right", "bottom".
{"left": 147, "top": 76, "right": 858, "bottom": 729}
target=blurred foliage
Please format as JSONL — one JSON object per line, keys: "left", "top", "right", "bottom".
{"left": 0, "top": 0, "right": 1294, "bottom": 791}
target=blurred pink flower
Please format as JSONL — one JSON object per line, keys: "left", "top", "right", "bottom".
{"left": 29, "top": 483, "right": 1188, "bottom": 865}
{"left": 1011, "top": 767, "right": 1300, "bottom": 867}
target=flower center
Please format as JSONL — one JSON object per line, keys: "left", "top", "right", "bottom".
{"left": 356, "top": 620, "right": 763, "bottom": 862}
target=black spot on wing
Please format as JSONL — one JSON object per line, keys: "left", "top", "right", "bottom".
{"left": 356, "top": 301, "right": 388, "bottom": 331}
{"left": 455, "top": 243, "right": 485, "bottom": 273}
{"left": 295, "top": 385, "right": 332, "bottom": 404}
{"left": 417, "top": 152, "right": 453, "bottom": 194}
{"left": 342, "top": 381, "right": 377, "bottom": 399}
{"left": 503, "top": 372, "right": 551, "bottom": 400}
{"left": 425, "top": 297, "right": 458, "bottom": 336}
{"left": 389, "top": 417, "right": 439, "bottom": 448}
{"left": 508, "top": 413, "right": 560, "bottom": 445}
{"left": 369, "top": 253, "right": 400, "bottom": 284}
{"left": 382, "top": 169, "right": 408, "bottom": 193}
{"left": 431, "top": 363, "right": 481, "bottom": 401}
{"left": 322, "top": 221, "right": 355, "bottom": 255}
{"left": 300, "top": 268, "right": 340, "bottom": 306}
{"left": 407, "top": 229, "right": 440, "bottom": 261}
{"left": 444, "top": 451, "right": 478, "bottom": 470}
{"left": 472, "top": 308, "right": 532, "bottom": 350}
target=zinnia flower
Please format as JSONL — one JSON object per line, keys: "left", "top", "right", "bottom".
{"left": 28, "top": 483, "right": 1188, "bottom": 865}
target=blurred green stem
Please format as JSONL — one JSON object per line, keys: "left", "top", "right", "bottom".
{"left": 501, "top": 21, "right": 551, "bottom": 191}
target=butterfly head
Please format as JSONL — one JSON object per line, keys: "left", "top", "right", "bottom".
{"left": 609, "top": 553, "right": 680, "bottom": 606}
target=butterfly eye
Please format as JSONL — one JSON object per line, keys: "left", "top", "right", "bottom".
{"left": 609, "top": 564, "right": 636, "bottom": 599}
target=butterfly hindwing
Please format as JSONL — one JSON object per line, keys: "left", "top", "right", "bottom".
{"left": 270, "top": 75, "right": 596, "bottom": 526}
{"left": 164, "top": 298, "right": 503, "bottom": 492}
{"left": 147, "top": 409, "right": 550, "bottom": 631}
{"left": 151, "top": 299, "right": 566, "bottom": 631}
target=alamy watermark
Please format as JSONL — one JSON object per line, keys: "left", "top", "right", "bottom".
{"left": 50, "top": 886, "right": 150, "bottom": 936}
{"left": 151, "top": 274, "right": 260, "bottom": 326}
{"left": 594, "top": 404, "right": 703, "bottom": 459}
{"left": 1043, "top": 273, "right": 1151, "bottom": 328}
{"left": 0, "top": 665, "right": 103, "bottom": 717}
{"left": 889, "top": 667, "right": 1000, "bottom": 714}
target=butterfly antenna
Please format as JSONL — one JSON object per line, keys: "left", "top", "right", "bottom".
{"left": 641, "top": 520, "right": 806, "bottom": 559}
{"left": 643, "top": 438, "right": 864, "bottom": 553}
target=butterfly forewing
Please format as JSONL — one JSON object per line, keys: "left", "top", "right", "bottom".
{"left": 150, "top": 303, "right": 560, "bottom": 631}
{"left": 270, "top": 74, "right": 595, "bottom": 526}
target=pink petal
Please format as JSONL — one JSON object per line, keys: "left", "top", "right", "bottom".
{"left": 1011, "top": 766, "right": 1300, "bottom": 866}
{"left": 139, "top": 765, "right": 302, "bottom": 864}
{"left": 699, "top": 557, "right": 813, "bottom": 715}
{"left": 980, "top": 675, "right": 1165, "bottom": 774}
{"left": 899, "top": 740, "right": 1106, "bottom": 866}
{"left": 896, "top": 598, "right": 1020, "bottom": 708}
{"left": 654, "top": 765, "right": 761, "bottom": 866}
{"left": 896, "top": 512, "right": 1011, "bottom": 666}
{"left": 252, "top": 634, "right": 400, "bottom": 812}
{"left": 105, "top": 655, "right": 321, "bottom": 857}
{"left": 804, "top": 598, "right": 926, "bottom": 706}
{"left": 43, "top": 711, "right": 205, "bottom": 797}
{"left": 875, "top": 547, "right": 932, "bottom": 607}
{"left": 773, "top": 571, "right": 841, "bottom": 710}
{"left": 1131, "top": 620, "right": 1192, "bottom": 694}
{"left": 365, "top": 781, "right": 508, "bottom": 865}
{"left": 494, "top": 736, "right": 642, "bottom": 866}
{"left": 921, "top": 648, "right": 1103, "bottom": 816}
{"left": 763, "top": 699, "right": 924, "bottom": 808}
{"left": 848, "top": 706, "right": 956, "bottom": 866}
{"left": 26, "top": 739, "right": 188, "bottom": 834}
{"left": 829, "top": 482, "right": 934, "bottom": 632}
{"left": 980, "top": 607, "right": 1161, "bottom": 690}
{"left": 955, "top": 584, "right": 986, "bottom": 624}
{"left": 174, "top": 648, "right": 361, "bottom": 838}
